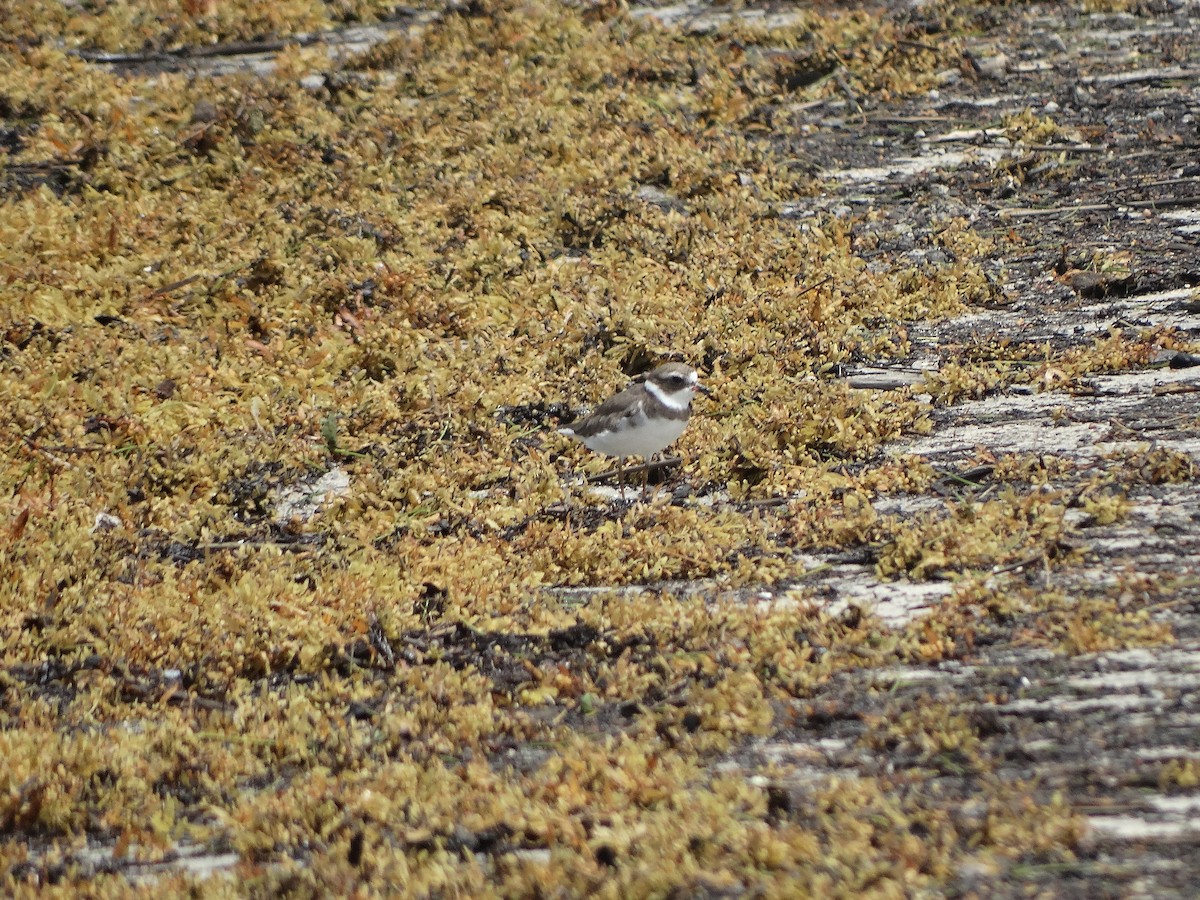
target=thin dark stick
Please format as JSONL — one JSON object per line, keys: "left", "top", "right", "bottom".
{"left": 587, "top": 456, "right": 681, "bottom": 484}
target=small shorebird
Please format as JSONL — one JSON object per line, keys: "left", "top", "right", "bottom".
{"left": 558, "top": 362, "right": 710, "bottom": 498}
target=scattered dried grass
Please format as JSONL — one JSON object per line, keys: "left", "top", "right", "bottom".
{"left": 0, "top": 0, "right": 1182, "bottom": 893}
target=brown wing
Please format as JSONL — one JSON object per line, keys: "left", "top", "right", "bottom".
{"left": 566, "top": 385, "right": 645, "bottom": 438}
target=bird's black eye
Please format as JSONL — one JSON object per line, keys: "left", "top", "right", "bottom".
{"left": 668, "top": 376, "right": 686, "bottom": 388}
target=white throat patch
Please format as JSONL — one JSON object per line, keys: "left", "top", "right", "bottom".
{"left": 645, "top": 380, "right": 690, "bottom": 412}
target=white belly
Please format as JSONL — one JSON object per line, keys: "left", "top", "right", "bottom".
{"left": 579, "top": 416, "right": 687, "bottom": 458}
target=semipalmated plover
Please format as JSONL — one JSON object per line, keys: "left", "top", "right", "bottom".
{"left": 558, "top": 362, "right": 710, "bottom": 497}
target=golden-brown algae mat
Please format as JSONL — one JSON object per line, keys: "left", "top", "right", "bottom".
{"left": 1, "top": 0, "right": 1193, "bottom": 895}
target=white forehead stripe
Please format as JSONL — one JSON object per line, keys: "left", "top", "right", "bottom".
{"left": 645, "top": 379, "right": 689, "bottom": 412}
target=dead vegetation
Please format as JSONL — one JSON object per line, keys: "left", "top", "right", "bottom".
{"left": 2, "top": 0, "right": 1197, "bottom": 895}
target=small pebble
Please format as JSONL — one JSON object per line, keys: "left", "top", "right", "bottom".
{"left": 92, "top": 512, "right": 122, "bottom": 533}
{"left": 975, "top": 52, "right": 1009, "bottom": 79}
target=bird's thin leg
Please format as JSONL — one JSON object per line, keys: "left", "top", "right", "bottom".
{"left": 561, "top": 472, "right": 574, "bottom": 527}
{"left": 641, "top": 455, "right": 650, "bottom": 501}
{"left": 618, "top": 456, "right": 626, "bottom": 501}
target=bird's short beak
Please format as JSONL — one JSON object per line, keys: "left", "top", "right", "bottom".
{"left": 696, "top": 383, "right": 713, "bottom": 397}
